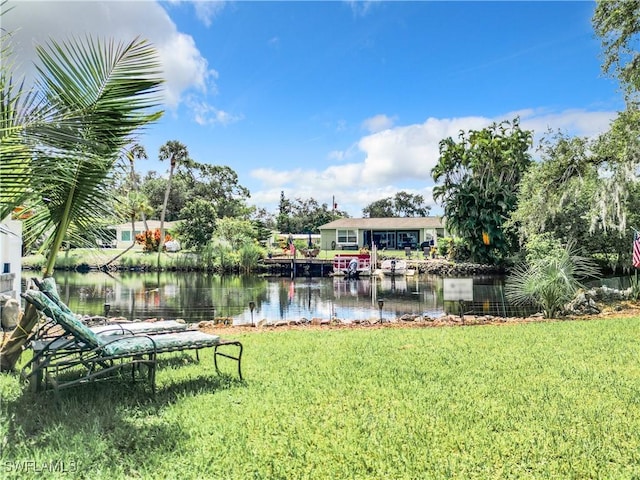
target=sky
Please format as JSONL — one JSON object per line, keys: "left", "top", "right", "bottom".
{"left": 2, "top": 1, "right": 624, "bottom": 218}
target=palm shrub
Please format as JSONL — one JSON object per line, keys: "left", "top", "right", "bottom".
{"left": 505, "top": 243, "right": 599, "bottom": 318}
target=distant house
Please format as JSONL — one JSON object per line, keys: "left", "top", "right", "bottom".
{"left": 318, "top": 217, "right": 447, "bottom": 251}
{"left": 108, "top": 220, "right": 179, "bottom": 249}
{"left": 0, "top": 216, "right": 22, "bottom": 299}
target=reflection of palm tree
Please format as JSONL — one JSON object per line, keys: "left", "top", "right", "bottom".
{"left": 0, "top": 33, "right": 163, "bottom": 371}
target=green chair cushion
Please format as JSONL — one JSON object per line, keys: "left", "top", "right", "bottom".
{"left": 24, "top": 290, "right": 102, "bottom": 348}
{"left": 102, "top": 331, "right": 220, "bottom": 356}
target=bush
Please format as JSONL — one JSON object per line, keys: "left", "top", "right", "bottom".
{"left": 135, "top": 229, "right": 172, "bottom": 252}
{"left": 239, "top": 242, "right": 265, "bottom": 273}
{"left": 506, "top": 243, "right": 600, "bottom": 318}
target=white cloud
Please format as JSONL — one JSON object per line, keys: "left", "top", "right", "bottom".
{"left": 249, "top": 109, "right": 617, "bottom": 217}
{"left": 187, "top": 96, "right": 243, "bottom": 126}
{"left": 192, "top": 0, "right": 227, "bottom": 27}
{"left": 361, "top": 114, "right": 396, "bottom": 133}
{"left": 2, "top": 0, "right": 217, "bottom": 110}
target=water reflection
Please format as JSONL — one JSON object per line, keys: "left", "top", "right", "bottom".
{"left": 47, "top": 271, "right": 526, "bottom": 324}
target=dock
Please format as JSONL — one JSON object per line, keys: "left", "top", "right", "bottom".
{"left": 261, "top": 256, "right": 334, "bottom": 277}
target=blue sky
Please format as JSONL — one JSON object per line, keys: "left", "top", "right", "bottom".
{"left": 5, "top": 1, "right": 623, "bottom": 217}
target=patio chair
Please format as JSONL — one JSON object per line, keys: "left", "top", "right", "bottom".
{"left": 21, "top": 289, "right": 243, "bottom": 394}
{"left": 27, "top": 277, "right": 188, "bottom": 344}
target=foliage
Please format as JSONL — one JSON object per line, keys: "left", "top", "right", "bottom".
{"left": 136, "top": 162, "right": 252, "bottom": 223}
{"left": 135, "top": 229, "right": 172, "bottom": 253}
{"left": 200, "top": 238, "right": 235, "bottom": 272}
{"left": 510, "top": 132, "right": 597, "bottom": 246}
{"left": 593, "top": 0, "right": 640, "bottom": 96}
{"left": 175, "top": 198, "right": 218, "bottom": 250}
{"left": 437, "top": 237, "right": 471, "bottom": 262}
{"left": 362, "top": 191, "right": 431, "bottom": 217}
{"left": 522, "top": 232, "right": 565, "bottom": 265}
{"left": 432, "top": 119, "right": 533, "bottom": 265}
{"left": 0, "top": 28, "right": 163, "bottom": 370}
{"left": 512, "top": 123, "right": 640, "bottom": 272}
{"left": 506, "top": 243, "right": 600, "bottom": 318}
{"left": 277, "top": 190, "right": 346, "bottom": 234}
{"left": 0, "top": 35, "right": 163, "bottom": 270}
{"left": 238, "top": 241, "right": 265, "bottom": 273}
{"left": 213, "top": 217, "right": 257, "bottom": 250}
{"left": 4, "top": 320, "right": 640, "bottom": 478}
{"left": 589, "top": 107, "right": 640, "bottom": 235}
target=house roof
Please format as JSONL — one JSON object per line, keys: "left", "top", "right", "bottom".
{"left": 319, "top": 217, "right": 445, "bottom": 230}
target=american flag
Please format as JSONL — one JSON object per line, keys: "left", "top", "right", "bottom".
{"left": 634, "top": 231, "right": 640, "bottom": 269}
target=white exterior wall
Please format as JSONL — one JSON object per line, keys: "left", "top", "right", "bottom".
{"left": 0, "top": 217, "right": 23, "bottom": 298}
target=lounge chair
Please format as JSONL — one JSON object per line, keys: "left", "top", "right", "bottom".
{"left": 27, "top": 277, "right": 189, "bottom": 345}
{"left": 21, "top": 289, "right": 243, "bottom": 394}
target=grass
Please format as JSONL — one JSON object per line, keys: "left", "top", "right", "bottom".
{"left": 2, "top": 318, "right": 640, "bottom": 479}
{"left": 21, "top": 247, "right": 428, "bottom": 273}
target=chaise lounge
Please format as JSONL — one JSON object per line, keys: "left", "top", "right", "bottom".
{"left": 21, "top": 289, "right": 243, "bottom": 394}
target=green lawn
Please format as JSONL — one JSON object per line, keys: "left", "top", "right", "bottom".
{"left": 2, "top": 318, "right": 640, "bottom": 479}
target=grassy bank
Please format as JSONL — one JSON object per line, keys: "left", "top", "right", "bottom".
{"left": 20, "top": 247, "right": 419, "bottom": 273}
{"left": 2, "top": 318, "right": 640, "bottom": 479}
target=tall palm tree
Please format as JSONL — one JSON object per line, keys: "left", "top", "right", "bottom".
{"left": 126, "top": 143, "right": 150, "bottom": 230}
{"left": 157, "top": 140, "right": 189, "bottom": 259}
{"left": 0, "top": 34, "right": 164, "bottom": 371}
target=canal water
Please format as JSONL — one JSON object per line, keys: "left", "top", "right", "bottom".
{"left": 41, "top": 271, "right": 535, "bottom": 325}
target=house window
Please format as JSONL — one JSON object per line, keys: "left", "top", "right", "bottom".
{"left": 121, "top": 231, "right": 131, "bottom": 242}
{"left": 337, "top": 229, "right": 357, "bottom": 244}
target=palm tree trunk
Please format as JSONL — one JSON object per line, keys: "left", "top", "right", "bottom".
{"left": 0, "top": 187, "right": 75, "bottom": 371}
{"left": 157, "top": 164, "right": 174, "bottom": 268}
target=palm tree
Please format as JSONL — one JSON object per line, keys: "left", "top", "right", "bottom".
{"left": 505, "top": 244, "right": 600, "bottom": 319}
{"left": 0, "top": 34, "right": 163, "bottom": 371}
{"left": 157, "top": 140, "right": 189, "bottom": 259}
{"left": 126, "top": 143, "right": 150, "bottom": 230}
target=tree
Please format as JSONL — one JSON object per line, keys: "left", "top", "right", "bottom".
{"left": 176, "top": 198, "right": 218, "bottom": 250}
{"left": 275, "top": 191, "right": 346, "bottom": 234}
{"left": 125, "top": 144, "right": 150, "bottom": 230}
{"left": 593, "top": 0, "right": 640, "bottom": 96}
{"left": 276, "top": 190, "right": 293, "bottom": 234}
{"left": 362, "top": 198, "right": 394, "bottom": 218}
{"left": 186, "top": 163, "right": 251, "bottom": 219}
{"left": 431, "top": 119, "right": 533, "bottom": 264}
{"left": 213, "top": 217, "right": 257, "bottom": 250}
{"left": 510, "top": 132, "right": 597, "bottom": 247}
{"left": 158, "top": 140, "right": 190, "bottom": 258}
{"left": 140, "top": 171, "right": 189, "bottom": 220}
{"left": 0, "top": 34, "right": 163, "bottom": 370}
{"left": 362, "top": 191, "right": 430, "bottom": 217}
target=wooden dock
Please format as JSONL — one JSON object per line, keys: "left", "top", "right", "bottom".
{"left": 261, "top": 256, "right": 334, "bottom": 277}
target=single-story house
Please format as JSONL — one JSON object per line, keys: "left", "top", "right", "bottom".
{"left": 0, "top": 216, "right": 22, "bottom": 299}
{"left": 318, "top": 217, "right": 447, "bottom": 251}
{"left": 108, "top": 220, "right": 179, "bottom": 249}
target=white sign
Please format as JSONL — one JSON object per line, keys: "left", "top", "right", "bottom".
{"left": 443, "top": 278, "right": 474, "bottom": 301}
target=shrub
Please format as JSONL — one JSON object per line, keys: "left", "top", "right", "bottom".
{"left": 135, "top": 229, "right": 172, "bottom": 252}
{"left": 506, "top": 243, "right": 599, "bottom": 318}
{"left": 239, "top": 242, "right": 265, "bottom": 273}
